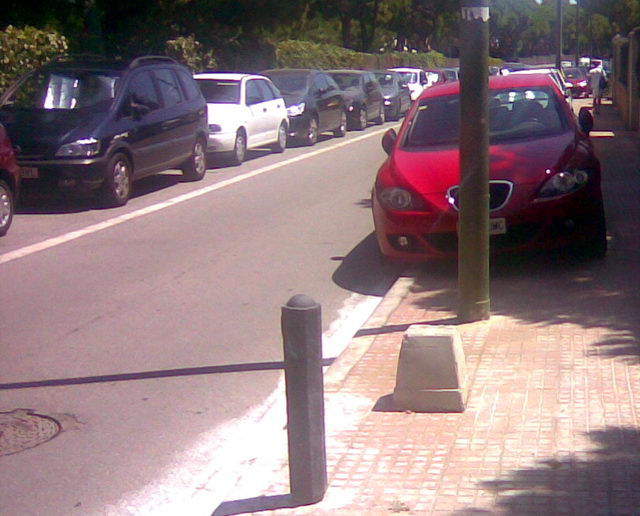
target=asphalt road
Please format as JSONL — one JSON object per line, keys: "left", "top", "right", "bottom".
{"left": 0, "top": 124, "right": 400, "bottom": 515}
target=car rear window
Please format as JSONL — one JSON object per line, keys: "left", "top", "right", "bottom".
{"left": 196, "top": 79, "right": 241, "bottom": 104}
{"left": 374, "top": 73, "right": 395, "bottom": 87}
{"left": 404, "top": 86, "right": 567, "bottom": 148}
{"left": 330, "top": 73, "right": 360, "bottom": 90}
{"left": 267, "top": 73, "right": 309, "bottom": 95}
{"left": 564, "top": 68, "right": 585, "bottom": 79}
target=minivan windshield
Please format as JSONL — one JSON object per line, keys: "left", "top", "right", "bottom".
{"left": 404, "top": 87, "right": 567, "bottom": 148}
{"left": 4, "top": 69, "right": 119, "bottom": 110}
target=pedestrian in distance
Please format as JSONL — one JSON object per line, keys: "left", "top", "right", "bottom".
{"left": 588, "top": 60, "right": 607, "bottom": 114}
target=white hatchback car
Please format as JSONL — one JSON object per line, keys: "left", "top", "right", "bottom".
{"left": 194, "top": 73, "right": 289, "bottom": 165}
{"left": 388, "top": 67, "right": 429, "bottom": 101}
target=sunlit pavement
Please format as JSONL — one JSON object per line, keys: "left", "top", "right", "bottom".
{"left": 214, "top": 98, "right": 640, "bottom": 515}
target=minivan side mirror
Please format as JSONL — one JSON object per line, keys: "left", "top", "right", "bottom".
{"left": 381, "top": 128, "right": 397, "bottom": 155}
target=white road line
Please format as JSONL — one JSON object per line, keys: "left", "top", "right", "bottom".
{"left": 1, "top": 126, "right": 395, "bottom": 266}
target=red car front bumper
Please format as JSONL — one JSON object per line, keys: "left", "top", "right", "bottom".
{"left": 373, "top": 184, "right": 604, "bottom": 261}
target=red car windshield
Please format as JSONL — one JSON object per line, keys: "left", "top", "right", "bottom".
{"left": 404, "top": 86, "right": 568, "bottom": 148}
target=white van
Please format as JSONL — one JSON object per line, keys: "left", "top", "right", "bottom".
{"left": 388, "top": 67, "right": 429, "bottom": 101}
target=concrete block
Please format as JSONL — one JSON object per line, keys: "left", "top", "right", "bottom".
{"left": 393, "top": 325, "right": 467, "bottom": 412}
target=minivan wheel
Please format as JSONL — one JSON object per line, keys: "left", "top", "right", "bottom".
{"left": 181, "top": 138, "right": 207, "bottom": 181}
{"left": 0, "top": 179, "right": 14, "bottom": 237}
{"left": 334, "top": 111, "right": 347, "bottom": 137}
{"left": 271, "top": 122, "right": 287, "bottom": 153}
{"left": 99, "top": 153, "right": 132, "bottom": 207}
{"left": 229, "top": 129, "right": 247, "bottom": 166}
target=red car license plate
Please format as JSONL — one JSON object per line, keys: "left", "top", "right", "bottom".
{"left": 490, "top": 218, "right": 506, "bottom": 235}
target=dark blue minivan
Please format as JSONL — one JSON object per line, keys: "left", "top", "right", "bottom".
{"left": 0, "top": 56, "right": 208, "bottom": 207}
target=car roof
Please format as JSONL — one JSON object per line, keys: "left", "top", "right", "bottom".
{"left": 511, "top": 68, "right": 558, "bottom": 75}
{"left": 262, "top": 68, "right": 318, "bottom": 74}
{"left": 419, "top": 73, "right": 559, "bottom": 98}
{"left": 327, "top": 69, "right": 366, "bottom": 74}
{"left": 41, "top": 55, "right": 179, "bottom": 73}
{"left": 389, "top": 67, "right": 422, "bottom": 72}
{"left": 193, "top": 72, "right": 264, "bottom": 81}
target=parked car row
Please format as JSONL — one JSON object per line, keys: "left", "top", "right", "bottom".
{"left": 193, "top": 67, "right": 415, "bottom": 162}
{"left": 0, "top": 55, "right": 427, "bottom": 237}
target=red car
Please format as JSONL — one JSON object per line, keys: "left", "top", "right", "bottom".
{"left": 0, "top": 121, "right": 20, "bottom": 237}
{"left": 372, "top": 74, "right": 606, "bottom": 262}
{"left": 564, "top": 67, "right": 591, "bottom": 98}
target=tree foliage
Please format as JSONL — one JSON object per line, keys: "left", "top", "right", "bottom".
{"left": 1, "top": 0, "right": 636, "bottom": 68}
{"left": 0, "top": 25, "right": 69, "bottom": 91}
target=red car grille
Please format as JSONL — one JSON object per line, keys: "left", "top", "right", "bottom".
{"left": 446, "top": 180, "right": 514, "bottom": 212}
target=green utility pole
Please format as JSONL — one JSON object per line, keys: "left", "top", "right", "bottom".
{"left": 576, "top": 0, "right": 580, "bottom": 62}
{"left": 556, "top": 0, "right": 563, "bottom": 70}
{"left": 458, "top": 0, "right": 490, "bottom": 322}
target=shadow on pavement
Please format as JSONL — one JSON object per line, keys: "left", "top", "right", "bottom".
{"left": 332, "top": 232, "right": 403, "bottom": 297}
{"left": 451, "top": 427, "right": 640, "bottom": 515}
{"left": 0, "top": 358, "right": 336, "bottom": 390}
{"left": 407, "top": 102, "right": 640, "bottom": 363}
{"left": 212, "top": 494, "right": 298, "bottom": 515}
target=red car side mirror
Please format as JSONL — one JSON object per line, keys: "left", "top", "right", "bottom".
{"left": 578, "top": 106, "right": 594, "bottom": 134}
{"left": 382, "top": 128, "right": 397, "bottom": 155}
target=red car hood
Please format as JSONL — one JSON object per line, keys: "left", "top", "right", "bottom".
{"left": 390, "top": 131, "right": 576, "bottom": 194}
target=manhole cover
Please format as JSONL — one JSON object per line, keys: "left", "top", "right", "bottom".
{"left": 0, "top": 409, "right": 61, "bottom": 456}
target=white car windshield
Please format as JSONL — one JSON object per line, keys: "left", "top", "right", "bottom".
{"left": 397, "top": 72, "right": 418, "bottom": 84}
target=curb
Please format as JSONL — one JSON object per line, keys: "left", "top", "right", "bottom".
{"left": 323, "top": 270, "right": 417, "bottom": 391}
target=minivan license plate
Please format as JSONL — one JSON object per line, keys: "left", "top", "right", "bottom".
{"left": 21, "top": 167, "right": 39, "bottom": 179}
{"left": 490, "top": 218, "right": 506, "bottom": 235}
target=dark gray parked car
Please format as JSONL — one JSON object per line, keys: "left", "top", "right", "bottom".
{"left": 372, "top": 70, "right": 412, "bottom": 121}
{"left": 261, "top": 68, "right": 347, "bottom": 146}
{"left": 327, "top": 70, "right": 385, "bottom": 130}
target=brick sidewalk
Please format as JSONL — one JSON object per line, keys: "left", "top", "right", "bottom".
{"left": 217, "top": 100, "right": 640, "bottom": 515}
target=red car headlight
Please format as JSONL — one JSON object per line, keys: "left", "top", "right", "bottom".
{"left": 536, "top": 168, "right": 591, "bottom": 200}
{"left": 378, "top": 187, "right": 426, "bottom": 211}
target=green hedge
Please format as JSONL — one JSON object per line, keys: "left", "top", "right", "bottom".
{"left": 275, "top": 40, "right": 445, "bottom": 70}
{"left": 0, "top": 25, "right": 68, "bottom": 94}
{"left": 275, "top": 40, "right": 363, "bottom": 69}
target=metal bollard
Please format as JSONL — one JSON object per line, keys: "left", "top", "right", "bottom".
{"left": 281, "top": 294, "right": 327, "bottom": 505}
